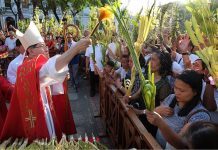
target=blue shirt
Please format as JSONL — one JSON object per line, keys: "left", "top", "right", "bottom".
{"left": 156, "top": 94, "right": 210, "bottom": 149}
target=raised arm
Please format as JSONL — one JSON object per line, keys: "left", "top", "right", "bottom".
{"left": 55, "top": 38, "right": 91, "bottom": 72}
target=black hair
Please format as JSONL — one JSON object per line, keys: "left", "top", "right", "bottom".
{"left": 122, "top": 54, "right": 129, "bottom": 59}
{"left": 196, "top": 59, "right": 207, "bottom": 70}
{"left": 151, "top": 45, "right": 172, "bottom": 77}
{"left": 27, "top": 44, "right": 37, "bottom": 50}
{"left": 169, "top": 70, "right": 203, "bottom": 116}
{"left": 184, "top": 121, "right": 218, "bottom": 149}
{"left": 0, "top": 39, "right": 4, "bottom": 45}
{"left": 139, "top": 54, "right": 145, "bottom": 68}
{"left": 16, "top": 39, "right": 22, "bottom": 47}
{"left": 107, "top": 60, "right": 115, "bottom": 67}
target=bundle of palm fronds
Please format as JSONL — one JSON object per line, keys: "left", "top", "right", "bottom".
{"left": 185, "top": 0, "right": 218, "bottom": 87}
{"left": 170, "top": 3, "right": 181, "bottom": 42}
{"left": 17, "top": 20, "right": 30, "bottom": 33}
{"left": 109, "top": 1, "right": 156, "bottom": 110}
{"left": 33, "top": 7, "right": 43, "bottom": 33}
{"left": 0, "top": 134, "right": 107, "bottom": 150}
{"left": 46, "top": 17, "right": 56, "bottom": 34}
{"left": 89, "top": 6, "right": 114, "bottom": 67}
{"left": 99, "top": 20, "right": 115, "bottom": 67}
{"left": 186, "top": 0, "right": 217, "bottom": 46}
{"left": 158, "top": 3, "right": 172, "bottom": 44}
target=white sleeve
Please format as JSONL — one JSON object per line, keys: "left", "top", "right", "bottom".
{"left": 172, "top": 61, "right": 184, "bottom": 74}
{"left": 4, "top": 38, "right": 8, "bottom": 46}
{"left": 175, "top": 52, "right": 182, "bottom": 63}
{"left": 201, "top": 81, "right": 206, "bottom": 100}
{"left": 7, "top": 62, "right": 16, "bottom": 84}
{"left": 115, "top": 67, "right": 122, "bottom": 74}
{"left": 39, "top": 55, "right": 69, "bottom": 88}
{"left": 85, "top": 47, "right": 91, "bottom": 57}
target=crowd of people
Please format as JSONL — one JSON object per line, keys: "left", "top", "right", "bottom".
{"left": 0, "top": 21, "right": 218, "bottom": 149}
{"left": 91, "top": 30, "right": 218, "bottom": 149}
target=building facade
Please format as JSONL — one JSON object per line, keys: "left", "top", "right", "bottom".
{"left": 0, "top": 0, "right": 90, "bottom": 31}
{"left": 0, "top": 0, "right": 32, "bottom": 29}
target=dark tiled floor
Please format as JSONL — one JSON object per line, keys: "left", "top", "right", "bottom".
{"left": 67, "top": 78, "right": 114, "bottom": 148}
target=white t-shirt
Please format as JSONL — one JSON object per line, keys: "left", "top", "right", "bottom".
{"left": 175, "top": 52, "right": 199, "bottom": 70}
{"left": 7, "top": 54, "right": 24, "bottom": 84}
{"left": 201, "top": 80, "right": 206, "bottom": 100}
{"left": 115, "top": 67, "right": 128, "bottom": 80}
{"left": 85, "top": 44, "right": 103, "bottom": 72}
{"left": 5, "top": 37, "right": 17, "bottom": 51}
{"left": 68, "top": 41, "right": 77, "bottom": 49}
{"left": 106, "top": 42, "right": 117, "bottom": 59}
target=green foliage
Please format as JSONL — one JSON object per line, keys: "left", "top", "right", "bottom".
{"left": 170, "top": 3, "right": 180, "bottom": 41}
{"left": 131, "top": 8, "right": 143, "bottom": 42}
{"left": 17, "top": 19, "right": 30, "bottom": 33}
{"left": 33, "top": 7, "right": 43, "bottom": 32}
{"left": 158, "top": 3, "right": 173, "bottom": 44}
{"left": 88, "top": 6, "right": 98, "bottom": 32}
{"left": 185, "top": 0, "right": 217, "bottom": 46}
{"left": 0, "top": 136, "right": 107, "bottom": 150}
{"left": 109, "top": 0, "right": 156, "bottom": 110}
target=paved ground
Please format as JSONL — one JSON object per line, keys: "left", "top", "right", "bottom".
{"left": 67, "top": 76, "right": 114, "bottom": 148}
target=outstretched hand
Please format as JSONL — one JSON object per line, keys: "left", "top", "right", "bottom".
{"left": 146, "top": 111, "right": 163, "bottom": 127}
{"left": 178, "top": 35, "right": 190, "bottom": 53}
{"left": 74, "top": 37, "right": 92, "bottom": 53}
{"left": 154, "top": 106, "right": 173, "bottom": 117}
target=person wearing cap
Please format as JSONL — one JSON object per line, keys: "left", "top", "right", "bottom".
{"left": 6, "top": 39, "right": 77, "bottom": 137}
{"left": 0, "top": 22, "right": 91, "bottom": 142}
{"left": 7, "top": 39, "right": 25, "bottom": 84}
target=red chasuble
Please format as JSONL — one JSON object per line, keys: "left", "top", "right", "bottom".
{"left": 0, "top": 55, "right": 62, "bottom": 142}
{"left": 52, "top": 80, "right": 77, "bottom": 135}
{"left": 0, "top": 76, "right": 14, "bottom": 134}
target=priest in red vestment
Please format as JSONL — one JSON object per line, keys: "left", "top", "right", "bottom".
{"left": 0, "top": 76, "right": 14, "bottom": 134}
{"left": 0, "top": 21, "right": 91, "bottom": 142}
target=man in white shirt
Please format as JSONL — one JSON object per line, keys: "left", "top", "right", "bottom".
{"left": 114, "top": 54, "right": 130, "bottom": 80}
{"left": 0, "top": 21, "right": 91, "bottom": 141}
{"left": 68, "top": 33, "right": 79, "bottom": 89}
{"left": 7, "top": 39, "right": 25, "bottom": 84}
{"left": 85, "top": 40, "right": 103, "bottom": 97}
{"left": 5, "top": 31, "right": 16, "bottom": 51}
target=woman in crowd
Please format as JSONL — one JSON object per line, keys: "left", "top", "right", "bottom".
{"left": 182, "top": 121, "right": 218, "bottom": 149}
{"left": 192, "top": 58, "right": 217, "bottom": 111}
{"left": 149, "top": 47, "right": 172, "bottom": 106}
{"left": 54, "top": 36, "right": 64, "bottom": 54}
{"left": 145, "top": 70, "right": 211, "bottom": 149}
{"left": 122, "top": 46, "right": 172, "bottom": 136}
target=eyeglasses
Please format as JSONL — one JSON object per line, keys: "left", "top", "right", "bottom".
{"left": 35, "top": 44, "right": 48, "bottom": 49}
{"left": 29, "top": 44, "right": 48, "bottom": 50}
